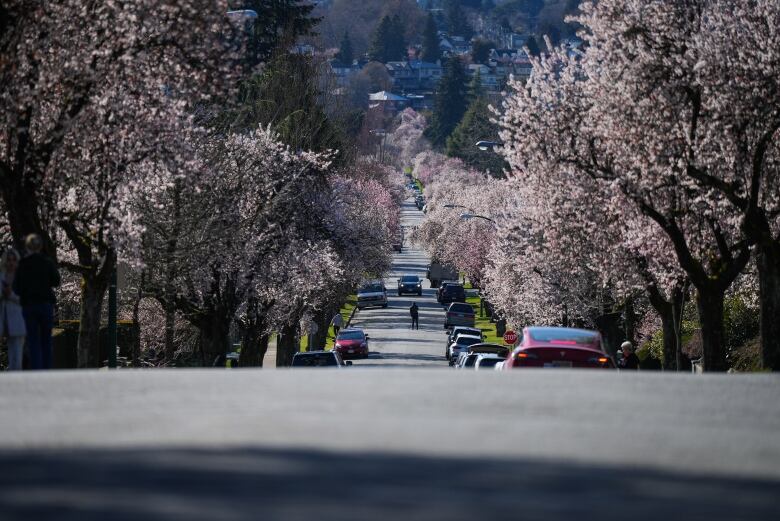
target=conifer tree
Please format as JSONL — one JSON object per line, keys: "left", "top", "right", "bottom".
{"left": 424, "top": 57, "right": 468, "bottom": 147}
{"left": 421, "top": 12, "right": 441, "bottom": 63}
{"left": 336, "top": 31, "right": 353, "bottom": 64}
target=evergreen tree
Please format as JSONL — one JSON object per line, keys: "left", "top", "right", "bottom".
{"left": 525, "top": 35, "right": 541, "bottom": 57}
{"left": 368, "top": 15, "right": 393, "bottom": 62}
{"left": 336, "top": 31, "right": 353, "bottom": 64}
{"left": 424, "top": 57, "right": 469, "bottom": 147}
{"left": 421, "top": 12, "right": 441, "bottom": 63}
{"left": 471, "top": 39, "right": 494, "bottom": 64}
{"left": 389, "top": 15, "right": 407, "bottom": 61}
{"left": 445, "top": 0, "right": 472, "bottom": 38}
{"left": 238, "top": 0, "right": 320, "bottom": 66}
{"left": 446, "top": 96, "right": 506, "bottom": 177}
{"left": 468, "top": 70, "right": 484, "bottom": 101}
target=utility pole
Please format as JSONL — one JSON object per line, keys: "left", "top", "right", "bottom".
{"left": 107, "top": 267, "right": 117, "bottom": 368}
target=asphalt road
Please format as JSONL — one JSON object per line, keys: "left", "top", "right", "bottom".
{"left": 348, "top": 197, "right": 449, "bottom": 367}
{"left": 0, "top": 370, "right": 778, "bottom": 520}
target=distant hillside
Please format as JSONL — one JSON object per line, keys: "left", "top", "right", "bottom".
{"left": 314, "top": 0, "right": 427, "bottom": 57}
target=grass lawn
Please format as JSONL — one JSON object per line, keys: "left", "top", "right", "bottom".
{"left": 299, "top": 295, "right": 357, "bottom": 352}
{"left": 465, "top": 293, "right": 504, "bottom": 345}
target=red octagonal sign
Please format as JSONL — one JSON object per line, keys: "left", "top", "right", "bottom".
{"left": 503, "top": 330, "right": 518, "bottom": 345}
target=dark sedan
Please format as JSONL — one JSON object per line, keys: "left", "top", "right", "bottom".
{"left": 397, "top": 275, "right": 422, "bottom": 296}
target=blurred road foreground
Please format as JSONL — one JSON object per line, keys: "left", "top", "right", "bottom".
{"left": 0, "top": 369, "right": 778, "bottom": 520}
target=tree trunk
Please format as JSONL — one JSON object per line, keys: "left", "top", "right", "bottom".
{"left": 311, "top": 306, "right": 331, "bottom": 351}
{"left": 78, "top": 273, "right": 109, "bottom": 368}
{"left": 696, "top": 289, "right": 728, "bottom": 372}
{"left": 276, "top": 320, "right": 300, "bottom": 367}
{"left": 239, "top": 325, "right": 269, "bottom": 367}
{"left": 164, "top": 306, "right": 176, "bottom": 362}
{"left": 757, "top": 244, "right": 780, "bottom": 371}
{"left": 647, "top": 283, "right": 686, "bottom": 371}
{"left": 199, "top": 317, "right": 231, "bottom": 367}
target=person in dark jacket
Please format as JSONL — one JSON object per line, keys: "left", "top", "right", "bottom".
{"left": 409, "top": 303, "right": 419, "bottom": 330}
{"left": 618, "top": 341, "right": 640, "bottom": 370}
{"left": 14, "top": 234, "right": 60, "bottom": 369}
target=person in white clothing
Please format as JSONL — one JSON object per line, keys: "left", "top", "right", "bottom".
{"left": 331, "top": 312, "right": 344, "bottom": 338}
{"left": 1, "top": 247, "right": 26, "bottom": 370}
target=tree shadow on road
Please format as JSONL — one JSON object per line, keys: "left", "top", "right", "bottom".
{"left": 0, "top": 447, "right": 776, "bottom": 521}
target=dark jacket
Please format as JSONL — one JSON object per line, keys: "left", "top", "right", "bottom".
{"left": 409, "top": 304, "right": 419, "bottom": 317}
{"left": 14, "top": 253, "right": 61, "bottom": 306}
{"left": 620, "top": 353, "right": 640, "bottom": 370}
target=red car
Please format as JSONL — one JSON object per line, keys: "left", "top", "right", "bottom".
{"left": 504, "top": 327, "right": 615, "bottom": 369}
{"left": 333, "top": 328, "right": 369, "bottom": 359}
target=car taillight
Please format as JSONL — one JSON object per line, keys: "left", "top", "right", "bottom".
{"left": 517, "top": 351, "right": 538, "bottom": 359}
{"left": 588, "top": 356, "right": 610, "bottom": 364}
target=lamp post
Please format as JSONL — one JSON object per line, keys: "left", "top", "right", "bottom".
{"left": 460, "top": 212, "right": 497, "bottom": 225}
{"left": 369, "top": 129, "right": 388, "bottom": 162}
{"left": 475, "top": 140, "right": 503, "bottom": 152}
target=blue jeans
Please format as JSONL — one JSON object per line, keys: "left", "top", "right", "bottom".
{"left": 23, "top": 303, "right": 54, "bottom": 369}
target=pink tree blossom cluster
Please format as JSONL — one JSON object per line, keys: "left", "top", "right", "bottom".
{"left": 493, "top": 0, "right": 780, "bottom": 371}
{"left": 410, "top": 150, "right": 504, "bottom": 285}
{"left": 1, "top": 0, "right": 241, "bottom": 366}
{"left": 385, "top": 109, "right": 430, "bottom": 169}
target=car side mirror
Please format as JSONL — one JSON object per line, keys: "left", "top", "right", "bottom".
{"left": 346, "top": 361, "right": 353, "bottom": 366}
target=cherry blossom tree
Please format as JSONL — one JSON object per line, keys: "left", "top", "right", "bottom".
{"left": 1, "top": 0, "right": 241, "bottom": 366}
{"left": 498, "top": 1, "right": 779, "bottom": 371}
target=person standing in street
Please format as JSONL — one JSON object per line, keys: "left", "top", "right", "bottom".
{"left": 618, "top": 341, "right": 640, "bottom": 370}
{"left": 14, "top": 234, "right": 60, "bottom": 370}
{"left": 409, "top": 302, "right": 419, "bottom": 330}
{"left": 1, "top": 247, "right": 26, "bottom": 370}
{"left": 331, "top": 312, "right": 343, "bottom": 338}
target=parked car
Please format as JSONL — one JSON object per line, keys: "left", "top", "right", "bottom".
{"left": 454, "top": 352, "right": 481, "bottom": 369}
{"left": 444, "top": 302, "right": 476, "bottom": 329}
{"left": 503, "top": 327, "right": 615, "bottom": 369}
{"left": 439, "top": 283, "right": 466, "bottom": 305}
{"left": 447, "top": 326, "right": 484, "bottom": 347}
{"left": 467, "top": 343, "right": 510, "bottom": 358}
{"left": 436, "top": 281, "right": 459, "bottom": 302}
{"left": 397, "top": 274, "right": 422, "bottom": 296}
{"left": 427, "top": 261, "right": 459, "bottom": 288}
{"left": 474, "top": 354, "right": 504, "bottom": 370}
{"left": 333, "top": 328, "right": 369, "bottom": 359}
{"left": 357, "top": 280, "right": 388, "bottom": 309}
{"left": 446, "top": 331, "right": 485, "bottom": 360}
{"left": 291, "top": 351, "right": 351, "bottom": 367}
{"left": 447, "top": 334, "right": 482, "bottom": 364}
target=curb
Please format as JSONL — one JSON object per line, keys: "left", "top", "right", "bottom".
{"left": 345, "top": 303, "right": 359, "bottom": 328}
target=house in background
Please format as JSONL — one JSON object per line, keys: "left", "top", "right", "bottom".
{"left": 369, "top": 91, "right": 410, "bottom": 113}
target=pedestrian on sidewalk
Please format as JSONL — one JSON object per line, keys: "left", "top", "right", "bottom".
{"left": 1, "top": 247, "right": 26, "bottom": 371}
{"left": 331, "top": 312, "right": 343, "bottom": 338}
{"left": 409, "top": 302, "right": 419, "bottom": 330}
{"left": 618, "top": 341, "right": 640, "bottom": 370}
{"left": 14, "top": 234, "right": 60, "bottom": 370}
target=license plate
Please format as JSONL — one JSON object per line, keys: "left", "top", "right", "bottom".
{"left": 348, "top": 350, "right": 355, "bottom": 354}
{"left": 544, "top": 361, "right": 573, "bottom": 368}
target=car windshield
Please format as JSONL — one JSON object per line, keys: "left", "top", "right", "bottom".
{"left": 401, "top": 276, "right": 419, "bottom": 282}
{"left": 360, "top": 284, "right": 384, "bottom": 293}
{"left": 445, "top": 286, "right": 464, "bottom": 294}
{"left": 449, "top": 303, "right": 473, "bottom": 313}
{"left": 337, "top": 331, "right": 364, "bottom": 340}
{"left": 464, "top": 355, "right": 479, "bottom": 367}
{"left": 528, "top": 327, "right": 599, "bottom": 345}
{"left": 291, "top": 353, "right": 339, "bottom": 367}
{"left": 456, "top": 336, "right": 482, "bottom": 346}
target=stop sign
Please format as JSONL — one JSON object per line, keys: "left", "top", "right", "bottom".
{"left": 503, "top": 330, "right": 518, "bottom": 345}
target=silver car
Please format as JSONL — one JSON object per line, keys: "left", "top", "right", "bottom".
{"left": 357, "top": 280, "right": 388, "bottom": 309}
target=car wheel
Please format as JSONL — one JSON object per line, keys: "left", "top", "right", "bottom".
{"left": 397, "top": 291, "right": 401, "bottom": 296}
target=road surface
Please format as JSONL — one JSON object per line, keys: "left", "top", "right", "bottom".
{"left": 349, "top": 197, "right": 448, "bottom": 367}
{"left": 0, "top": 370, "right": 778, "bottom": 520}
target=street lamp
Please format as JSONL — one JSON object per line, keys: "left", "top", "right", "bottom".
{"left": 369, "top": 129, "right": 388, "bottom": 162}
{"left": 475, "top": 140, "right": 503, "bottom": 152}
{"left": 460, "top": 212, "right": 497, "bottom": 225}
